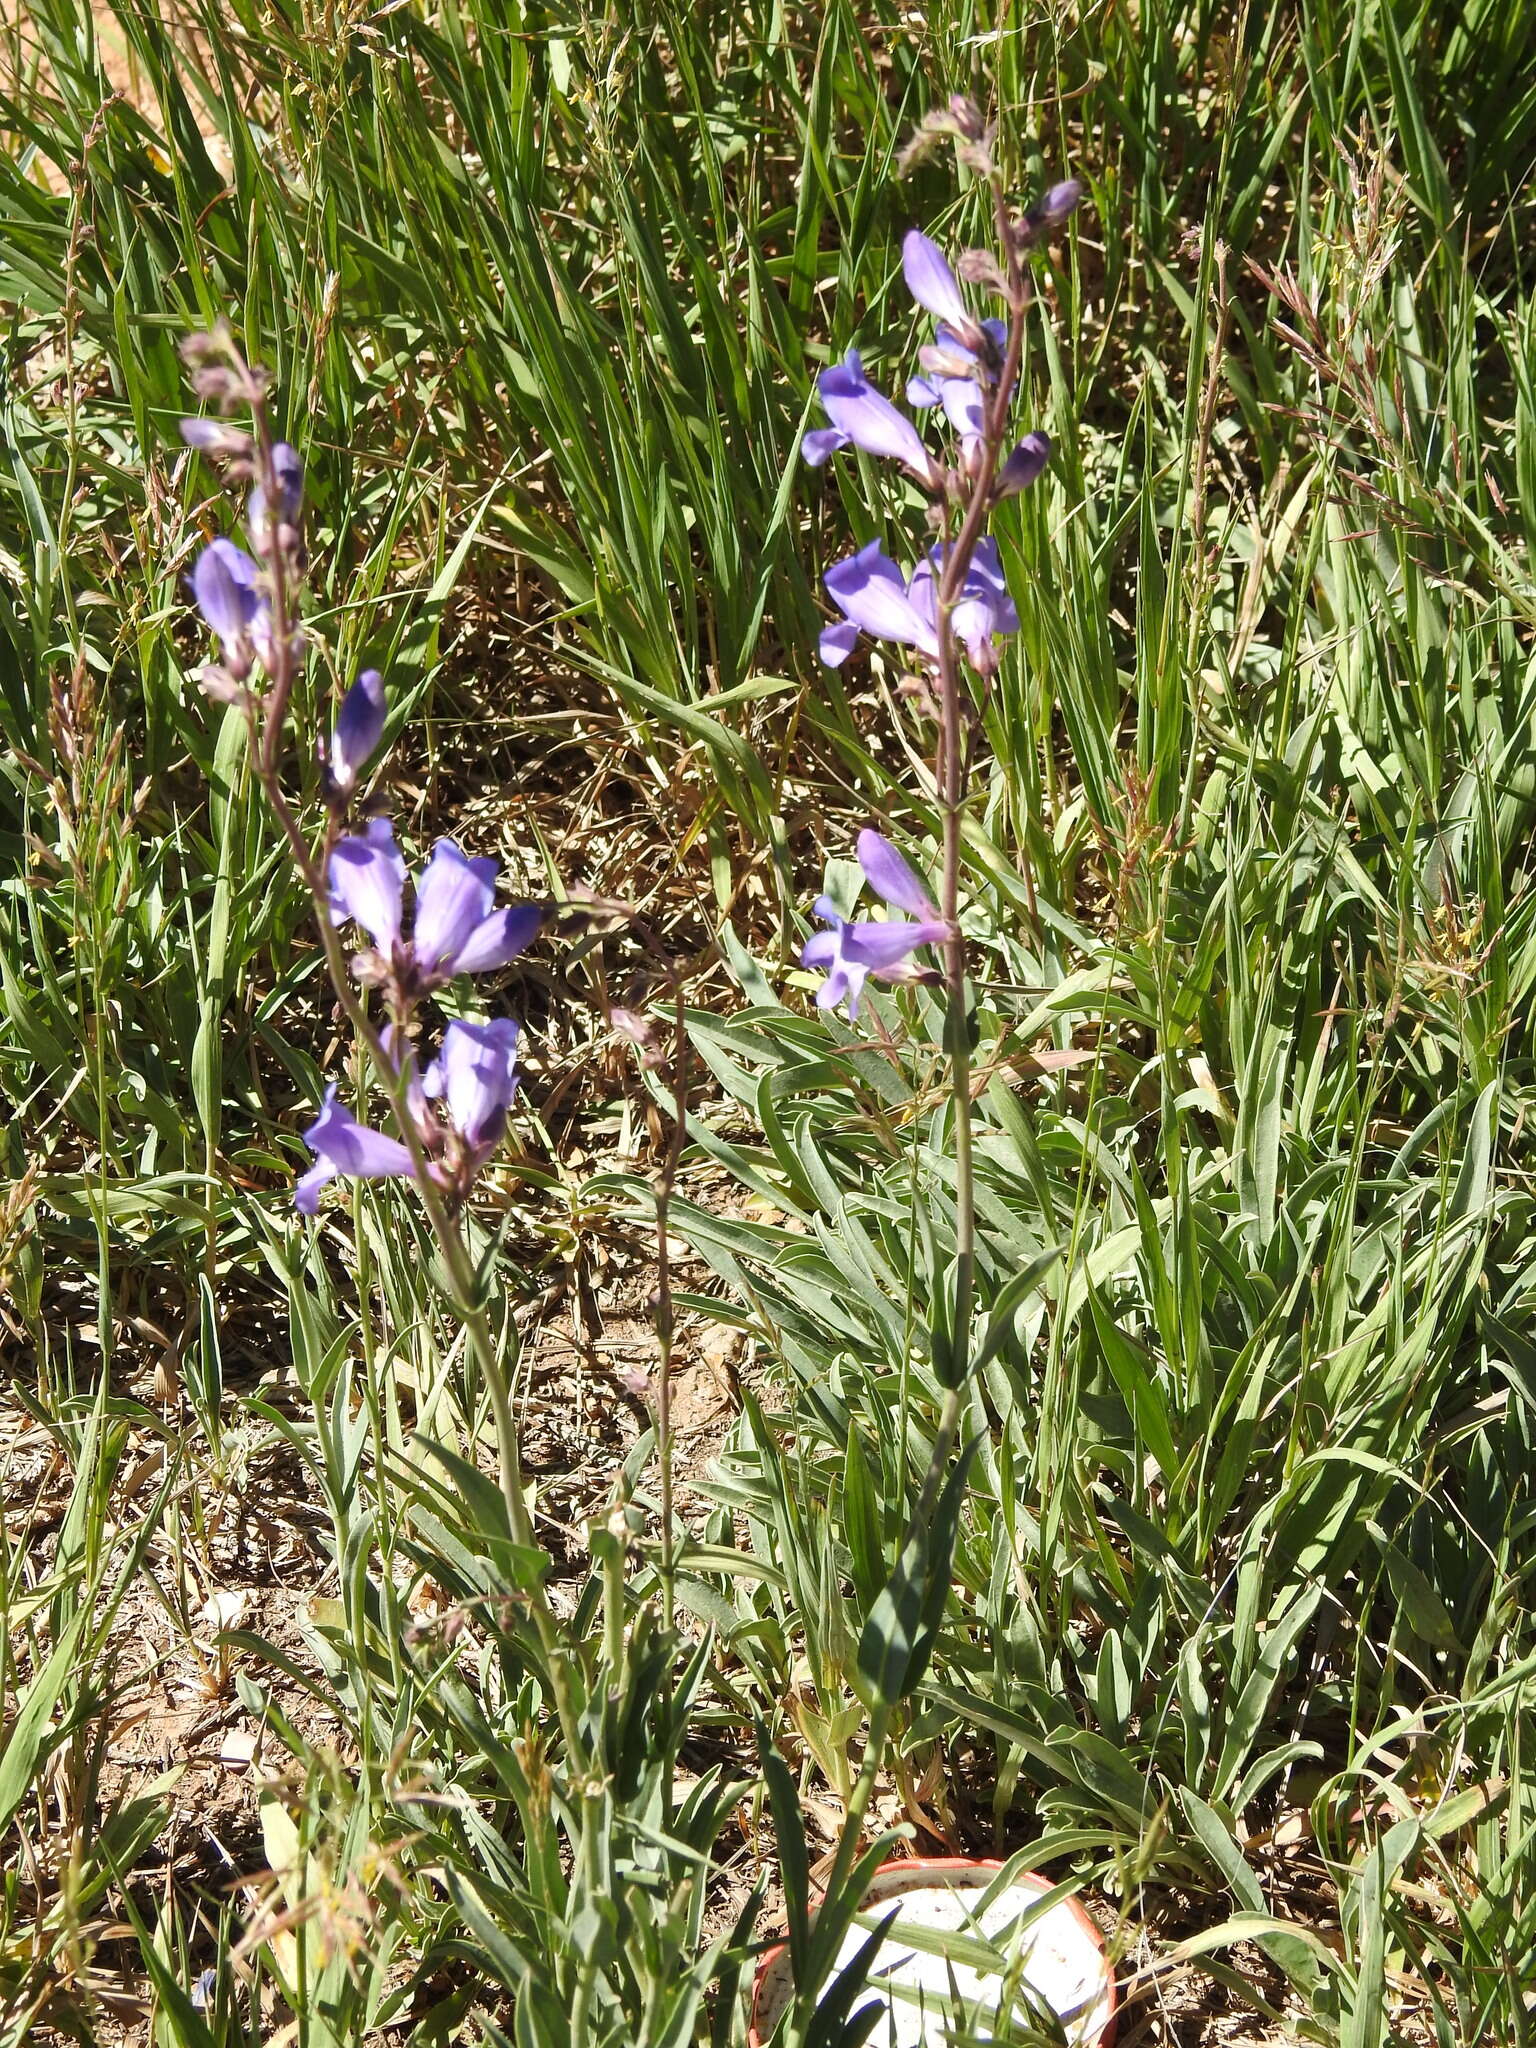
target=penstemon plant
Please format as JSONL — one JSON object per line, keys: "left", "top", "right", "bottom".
{"left": 176, "top": 329, "right": 602, "bottom": 1765}
{"left": 177, "top": 330, "right": 739, "bottom": 2048}
{"left": 172, "top": 93, "right": 1081, "bottom": 2043}
{"left": 774, "top": 103, "right": 1082, "bottom": 2037}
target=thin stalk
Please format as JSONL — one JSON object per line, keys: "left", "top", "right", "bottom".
{"left": 652, "top": 981, "right": 689, "bottom": 1634}
{"left": 790, "top": 1704, "right": 893, "bottom": 2039}
{"left": 929, "top": 170, "right": 1032, "bottom": 1444}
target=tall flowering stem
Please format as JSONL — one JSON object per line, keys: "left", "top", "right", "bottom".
{"left": 792, "top": 116, "right": 1081, "bottom": 2024}
{"left": 652, "top": 985, "right": 689, "bottom": 1632}
{"left": 598, "top": 927, "right": 695, "bottom": 1640}
{"left": 802, "top": 135, "right": 1078, "bottom": 1496}
{"left": 179, "top": 328, "right": 587, "bottom": 1761}
{"left": 927, "top": 164, "right": 1039, "bottom": 1496}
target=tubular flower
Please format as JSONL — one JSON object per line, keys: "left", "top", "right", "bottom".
{"left": 801, "top": 829, "right": 951, "bottom": 1018}
{"left": 900, "top": 232, "right": 1053, "bottom": 496}
{"left": 819, "top": 541, "right": 940, "bottom": 669}
{"left": 908, "top": 356, "right": 987, "bottom": 446}
{"left": 294, "top": 1088, "right": 414, "bottom": 1213}
{"left": 802, "top": 350, "right": 940, "bottom": 489}
{"left": 327, "top": 819, "right": 545, "bottom": 1002}
{"left": 421, "top": 1017, "right": 522, "bottom": 1154}
{"left": 906, "top": 319, "right": 1004, "bottom": 461}
{"left": 907, "top": 536, "right": 1020, "bottom": 675}
{"left": 901, "top": 230, "right": 989, "bottom": 350}
{"left": 818, "top": 537, "right": 1018, "bottom": 675}
{"left": 294, "top": 1018, "right": 521, "bottom": 1213}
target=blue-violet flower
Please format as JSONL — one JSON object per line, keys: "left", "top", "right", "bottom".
{"left": 901, "top": 230, "right": 989, "bottom": 352}
{"left": 818, "top": 537, "right": 1019, "bottom": 674}
{"left": 802, "top": 351, "right": 940, "bottom": 489}
{"left": 190, "top": 538, "right": 273, "bottom": 679}
{"left": 801, "top": 829, "right": 951, "bottom": 1018}
{"left": 328, "top": 818, "right": 544, "bottom": 1001}
{"left": 295, "top": 1017, "right": 521, "bottom": 1212}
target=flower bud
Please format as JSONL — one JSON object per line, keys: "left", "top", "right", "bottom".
{"left": 180, "top": 417, "right": 254, "bottom": 459}
{"left": 947, "top": 95, "right": 985, "bottom": 139}
{"left": 609, "top": 1006, "right": 652, "bottom": 1047}
{"left": 328, "top": 669, "right": 387, "bottom": 796}
{"left": 995, "top": 431, "right": 1052, "bottom": 497}
{"left": 956, "top": 249, "right": 1006, "bottom": 291}
{"left": 1040, "top": 178, "right": 1084, "bottom": 223}
{"left": 189, "top": 364, "right": 238, "bottom": 406}
{"left": 897, "top": 97, "right": 989, "bottom": 174}
{"left": 249, "top": 442, "right": 304, "bottom": 551}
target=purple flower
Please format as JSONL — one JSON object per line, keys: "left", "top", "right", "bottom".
{"left": 328, "top": 818, "right": 544, "bottom": 998}
{"left": 801, "top": 829, "right": 951, "bottom": 1018}
{"left": 326, "top": 669, "right": 387, "bottom": 796}
{"left": 422, "top": 1017, "right": 521, "bottom": 1151}
{"left": 190, "top": 537, "right": 273, "bottom": 676}
{"left": 819, "top": 541, "right": 940, "bottom": 668}
{"left": 818, "top": 536, "right": 1017, "bottom": 673}
{"left": 295, "top": 1085, "right": 415, "bottom": 1213}
{"left": 411, "top": 841, "right": 540, "bottom": 976}
{"left": 902, "top": 231, "right": 987, "bottom": 350}
{"left": 908, "top": 333, "right": 1051, "bottom": 495}
{"left": 854, "top": 828, "right": 943, "bottom": 917}
{"left": 908, "top": 536, "right": 1020, "bottom": 674}
{"left": 802, "top": 351, "right": 939, "bottom": 487}
{"left": 295, "top": 1018, "right": 521, "bottom": 1212}
{"left": 249, "top": 441, "right": 303, "bottom": 547}
{"left": 328, "top": 815, "right": 407, "bottom": 951}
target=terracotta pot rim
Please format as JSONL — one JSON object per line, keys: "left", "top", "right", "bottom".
{"left": 747, "top": 1853, "right": 1118, "bottom": 2047}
